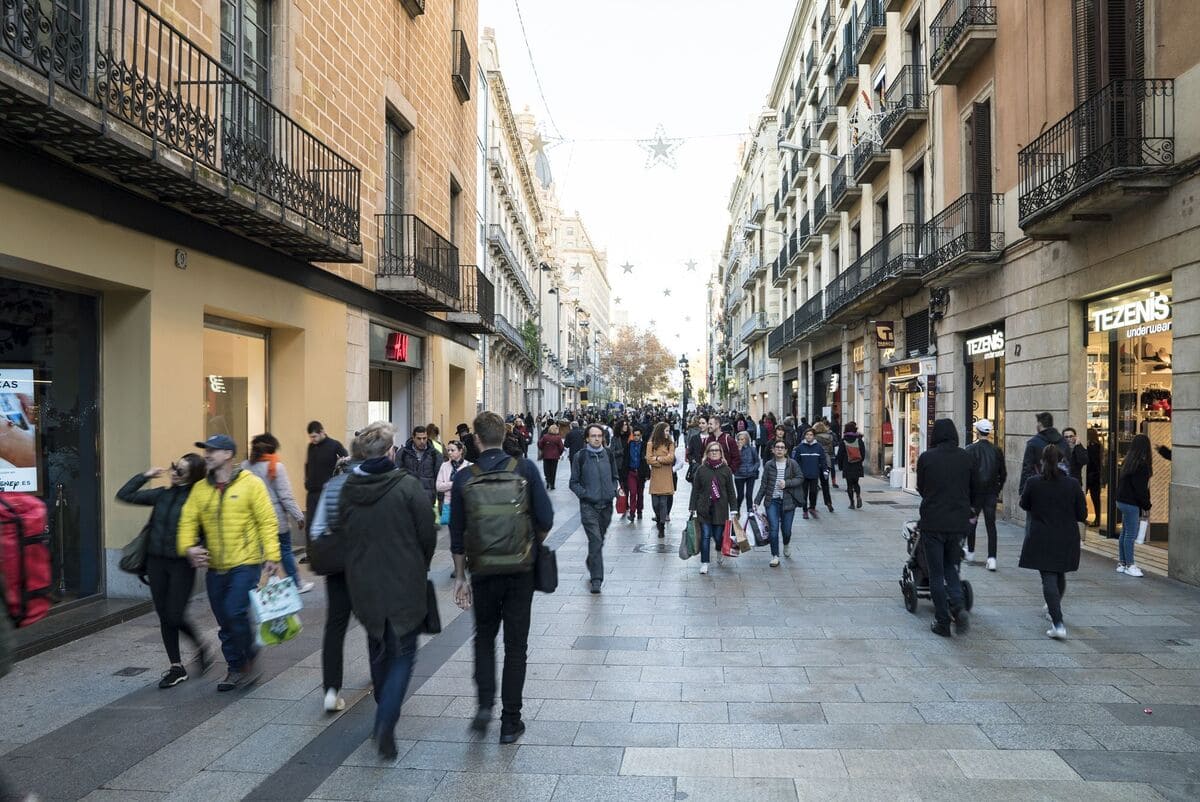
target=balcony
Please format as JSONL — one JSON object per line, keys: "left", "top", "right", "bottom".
{"left": 775, "top": 188, "right": 788, "bottom": 220}
{"left": 852, "top": 138, "right": 890, "bottom": 183}
{"left": 376, "top": 214, "right": 461, "bottom": 311}
{"left": 825, "top": 224, "right": 922, "bottom": 323}
{"left": 818, "top": 90, "right": 839, "bottom": 139}
{"left": 793, "top": 75, "right": 805, "bottom": 107}
{"left": 801, "top": 128, "right": 820, "bottom": 168}
{"left": 1017, "top": 79, "right": 1175, "bottom": 239}
{"left": 494, "top": 314, "right": 532, "bottom": 361}
{"left": 725, "top": 283, "right": 744, "bottom": 313}
{"left": 750, "top": 194, "right": 766, "bottom": 221}
{"left": 741, "top": 254, "right": 764, "bottom": 289}
{"left": 447, "top": 266, "right": 496, "bottom": 333}
{"left": 768, "top": 316, "right": 794, "bottom": 357}
{"left": 813, "top": 186, "right": 837, "bottom": 234}
{"left": 835, "top": 51, "right": 859, "bottom": 106}
{"left": 806, "top": 45, "right": 818, "bottom": 80}
{"left": 400, "top": 0, "right": 425, "bottom": 17}
{"left": 487, "top": 223, "right": 537, "bottom": 309}
{"left": 795, "top": 215, "right": 816, "bottom": 255}
{"left": 452, "top": 29, "right": 472, "bottom": 102}
{"left": 921, "top": 193, "right": 1005, "bottom": 285}
{"left": 732, "top": 345, "right": 750, "bottom": 368}
{"left": 740, "top": 311, "right": 777, "bottom": 345}
{"left": 880, "top": 65, "right": 928, "bottom": 149}
{"left": 885, "top": 0, "right": 906, "bottom": 10}
{"left": 779, "top": 168, "right": 790, "bottom": 204}
{"left": 820, "top": 4, "right": 835, "bottom": 46}
{"left": 929, "top": 0, "right": 997, "bottom": 85}
{"left": 0, "top": 0, "right": 362, "bottom": 263}
{"left": 786, "top": 153, "right": 802, "bottom": 199}
{"left": 855, "top": 0, "right": 887, "bottom": 64}
{"left": 831, "top": 156, "right": 861, "bottom": 212}
{"left": 793, "top": 292, "right": 827, "bottom": 340}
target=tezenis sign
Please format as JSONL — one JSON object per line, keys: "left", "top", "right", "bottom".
{"left": 1091, "top": 293, "right": 1171, "bottom": 333}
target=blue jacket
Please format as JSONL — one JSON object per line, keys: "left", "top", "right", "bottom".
{"left": 309, "top": 467, "right": 355, "bottom": 540}
{"left": 791, "top": 440, "right": 828, "bottom": 480}
{"left": 449, "top": 449, "right": 553, "bottom": 555}
{"left": 734, "top": 443, "right": 761, "bottom": 478}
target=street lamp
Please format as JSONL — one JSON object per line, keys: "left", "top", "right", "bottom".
{"left": 546, "top": 285, "right": 562, "bottom": 411}
{"left": 678, "top": 355, "right": 690, "bottom": 423}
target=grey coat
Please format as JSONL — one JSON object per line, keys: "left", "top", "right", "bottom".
{"left": 754, "top": 458, "right": 805, "bottom": 511}
{"left": 243, "top": 460, "right": 305, "bottom": 530}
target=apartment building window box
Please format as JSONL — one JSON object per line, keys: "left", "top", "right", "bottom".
{"left": 447, "top": 266, "right": 496, "bottom": 334}
{"left": 812, "top": 186, "right": 838, "bottom": 235}
{"left": 399, "top": 0, "right": 425, "bottom": 17}
{"left": 376, "top": 214, "right": 462, "bottom": 311}
{"left": 1017, "top": 79, "right": 1174, "bottom": 240}
{"left": 825, "top": 224, "right": 922, "bottom": 324}
{"left": 835, "top": 52, "right": 860, "bottom": 106}
{"left": 0, "top": 0, "right": 363, "bottom": 264}
{"left": 831, "top": 156, "right": 861, "bottom": 213}
{"left": 852, "top": 138, "right": 890, "bottom": 184}
{"left": 920, "top": 193, "right": 1004, "bottom": 285}
{"left": 929, "top": 0, "right": 997, "bottom": 85}
{"left": 818, "top": 90, "right": 839, "bottom": 139}
{"left": 879, "top": 65, "right": 928, "bottom": 149}
{"left": 855, "top": 0, "right": 887, "bottom": 65}
{"left": 451, "top": 29, "right": 472, "bottom": 102}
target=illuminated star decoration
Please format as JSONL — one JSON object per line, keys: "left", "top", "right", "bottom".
{"left": 570, "top": 263, "right": 584, "bottom": 277}
{"left": 684, "top": 315, "right": 691, "bottom": 322}
{"left": 649, "top": 318, "right": 657, "bottom": 327}
{"left": 685, "top": 260, "right": 698, "bottom": 272}
{"left": 621, "top": 262, "right": 634, "bottom": 274}
{"left": 663, "top": 288, "right": 672, "bottom": 297}
{"left": 637, "top": 124, "right": 683, "bottom": 169}
{"left": 614, "top": 296, "right": 622, "bottom": 305}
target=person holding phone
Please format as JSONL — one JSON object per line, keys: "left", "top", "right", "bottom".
{"left": 0, "top": 393, "right": 35, "bottom": 468}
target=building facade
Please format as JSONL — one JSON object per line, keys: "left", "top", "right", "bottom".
{"left": 0, "top": 0, "right": 481, "bottom": 619}
{"left": 555, "top": 213, "right": 612, "bottom": 409}
{"left": 717, "top": 0, "right": 1200, "bottom": 585}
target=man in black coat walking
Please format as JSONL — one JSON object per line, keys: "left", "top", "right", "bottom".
{"left": 563, "top": 420, "right": 586, "bottom": 463}
{"left": 305, "top": 421, "right": 347, "bottom": 551}
{"left": 917, "top": 419, "right": 979, "bottom": 637}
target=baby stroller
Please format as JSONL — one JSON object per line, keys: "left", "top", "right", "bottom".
{"left": 899, "top": 520, "right": 974, "bottom": 614}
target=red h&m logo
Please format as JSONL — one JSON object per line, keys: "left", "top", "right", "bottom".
{"left": 386, "top": 332, "right": 409, "bottom": 362}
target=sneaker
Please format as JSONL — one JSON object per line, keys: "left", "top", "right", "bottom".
{"left": 1046, "top": 623, "right": 1068, "bottom": 640}
{"left": 769, "top": 557, "right": 780, "bottom": 567}
{"left": 324, "top": 688, "right": 346, "bottom": 713}
{"left": 297, "top": 580, "right": 315, "bottom": 594}
{"left": 158, "top": 664, "right": 188, "bottom": 689}
{"left": 986, "top": 557, "right": 997, "bottom": 571}
{"left": 217, "top": 671, "right": 244, "bottom": 692}
{"left": 590, "top": 579, "right": 602, "bottom": 594}
{"left": 1116, "top": 563, "right": 1126, "bottom": 573}
{"left": 700, "top": 563, "right": 709, "bottom": 575}
{"left": 964, "top": 550, "right": 975, "bottom": 562}
{"left": 499, "top": 720, "right": 526, "bottom": 745}
{"left": 930, "top": 621, "right": 952, "bottom": 637}
{"left": 784, "top": 544, "right": 791, "bottom": 558}
{"left": 471, "top": 705, "right": 492, "bottom": 733}
{"left": 1125, "top": 564, "right": 1144, "bottom": 577}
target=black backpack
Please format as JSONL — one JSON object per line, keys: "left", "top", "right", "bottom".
{"left": 462, "top": 458, "right": 534, "bottom": 575}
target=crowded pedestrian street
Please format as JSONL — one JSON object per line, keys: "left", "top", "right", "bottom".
{"left": 4, "top": 462, "right": 1199, "bottom": 802}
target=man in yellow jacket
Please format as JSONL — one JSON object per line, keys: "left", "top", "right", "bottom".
{"left": 178, "top": 434, "right": 282, "bottom": 691}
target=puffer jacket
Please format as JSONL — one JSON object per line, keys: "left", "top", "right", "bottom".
{"left": 242, "top": 459, "right": 305, "bottom": 531}
{"left": 309, "top": 466, "right": 356, "bottom": 539}
{"left": 176, "top": 468, "right": 281, "bottom": 570}
{"left": 754, "top": 457, "right": 805, "bottom": 511}
{"left": 734, "top": 443, "right": 761, "bottom": 479}
{"left": 116, "top": 473, "right": 195, "bottom": 559}
{"left": 399, "top": 440, "right": 443, "bottom": 499}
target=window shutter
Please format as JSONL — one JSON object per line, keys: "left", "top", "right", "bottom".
{"left": 971, "top": 101, "right": 992, "bottom": 250}
{"left": 904, "top": 310, "right": 930, "bottom": 357}
{"left": 1072, "top": 0, "right": 1098, "bottom": 103}
{"left": 1131, "top": 0, "right": 1145, "bottom": 80}
{"left": 1105, "top": 0, "right": 1129, "bottom": 83}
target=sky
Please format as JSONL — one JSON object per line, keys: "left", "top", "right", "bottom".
{"left": 479, "top": 0, "right": 796, "bottom": 385}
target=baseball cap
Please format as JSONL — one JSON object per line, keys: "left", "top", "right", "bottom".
{"left": 974, "top": 419, "right": 993, "bottom": 434}
{"left": 195, "top": 434, "right": 237, "bottom": 453}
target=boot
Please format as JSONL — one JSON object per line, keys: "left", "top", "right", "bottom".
{"left": 856, "top": 490, "right": 863, "bottom": 509}
{"left": 847, "top": 492, "right": 856, "bottom": 510}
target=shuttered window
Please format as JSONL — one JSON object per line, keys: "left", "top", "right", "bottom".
{"left": 972, "top": 100, "right": 992, "bottom": 248}
{"left": 905, "top": 310, "right": 930, "bottom": 357}
{"left": 1073, "top": 0, "right": 1145, "bottom": 102}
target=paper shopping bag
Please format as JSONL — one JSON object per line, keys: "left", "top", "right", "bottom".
{"left": 746, "top": 513, "right": 770, "bottom": 547}
{"left": 249, "top": 576, "right": 303, "bottom": 624}
{"left": 679, "top": 515, "right": 700, "bottom": 560}
{"left": 734, "top": 520, "right": 752, "bottom": 553}
{"left": 720, "top": 520, "right": 736, "bottom": 557}
{"left": 616, "top": 492, "right": 628, "bottom": 516}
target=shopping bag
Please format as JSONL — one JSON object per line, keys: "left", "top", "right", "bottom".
{"left": 734, "top": 518, "right": 751, "bottom": 553}
{"left": 422, "top": 580, "right": 442, "bottom": 634}
{"left": 439, "top": 502, "right": 451, "bottom": 526}
{"left": 746, "top": 512, "right": 769, "bottom": 547}
{"left": 616, "top": 492, "right": 628, "bottom": 516}
{"left": 249, "top": 576, "right": 303, "bottom": 624}
{"left": 1135, "top": 519, "right": 1148, "bottom": 545}
{"left": 257, "top": 614, "right": 302, "bottom": 646}
{"left": 679, "top": 515, "right": 699, "bottom": 560}
{"left": 720, "top": 520, "right": 736, "bottom": 557}
{"left": 533, "top": 541, "right": 559, "bottom": 593}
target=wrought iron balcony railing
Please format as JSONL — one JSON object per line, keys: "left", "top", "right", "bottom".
{"left": 740, "top": 311, "right": 777, "bottom": 344}
{"left": 855, "top": 0, "right": 887, "bottom": 63}
{"left": 818, "top": 89, "right": 838, "bottom": 136}
{"left": 447, "top": 266, "right": 495, "bottom": 333}
{"left": 806, "top": 46, "right": 817, "bottom": 78}
{"left": 768, "top": 316, "right": 792, "bottom": 356}
{"left": 795, "top": 214, "right": 813, "bottom": 253}
{"left": 377, "top": 214, "right": 461, "bottom": 311}
{"left": 452, "top": 29, "right": 471, "bottom": 102}
{"left": 1017, "top": 79, "right": 1175, "bottom": 225}
{"left": 852, "top": 136, "right": 889, "bottom": 182}
{"left": 792, "top": 292, "right": 825, "bottom": 339}
{"left": 793, "top": 75, "right": 805, "bottom": 107}
{"left": 921, "top": 193, "right": 1004, "bottom": 279}
{"left": 831, "top": 156, "right": 851, "bottom": 208}
{"left": 825, "top": 223, "right": 920, "bottom": 317}
{"left": 494, "top": 314, "right": 530, "bottom": 356}
{"left": 836, "top": 50, "right": 859, "bottom": 103}
{"left": 487, "top": 223, "right": 536, "bottom": 307}
{"left": 880, "top": 65, "right": 927, "bottom": 147}
{"left": 0, "top": 0, "right": 362, "bottom": 261}
{"left": 820, "top": 3, "right": 834, "bottom": 44}
{"left": 929, "top": 0, "right": 997, "bottom": 83}
{"left": 812, "top": 186, "right": 832, "bottom": 231}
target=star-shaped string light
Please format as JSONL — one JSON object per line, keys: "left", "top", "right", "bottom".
{"left": 684, "top": 315, "right": 691, "bottom": 322}
{"left": 649, "top": 318, "right": 657, "bottom": 327}
{"left": 685, "top": 260, "right": 698, "bottom": 272}
{"left": 570, "top": 263, "right": 584, "bottom": 277}
{"left": 663, "top": 288, "right": 672, "bottom": 297}
{"left": 637, "top": 124, "right": 683, "bottom": 169}
{"left": 621, "top": 262, "right": 634, "bottom": 274}
{"left": 614, "top": 296, "right": 622, "bottom": 305}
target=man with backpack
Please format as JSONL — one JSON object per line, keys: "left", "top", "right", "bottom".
{"left": 965, "top": 419, "right": 1007, "bottom": 570}
{"left": 570, "top": 424, "right": 621, "bottom": 594}
{"left": 450, "top": 411, "right": 553, "bottom": 746}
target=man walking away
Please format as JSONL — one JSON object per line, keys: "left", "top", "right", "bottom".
{"left": 178, "top": 434, "right": 281, "bottom": 692}
{"left": 1020, "top": 412, "right": 1063, "bottom": 494}
{"left": 564, "top": 420, "right": 586, "bottom": 463}
{"left": 400, "top": 425, "right": 443, "bottom": 505}
{"left": 451, "top": 412, "right": 553, "bottom": 745}
{"left": 304, "top": 421, "right": 347, "bottom": 557}
{"left": 916, "top": 419, "right": 979, "bottom": 637}
{"left": 570, "top": 424, "right": 620, "bottom": 594}
{"left": 965, "top": 419, "right": 1007, "bottom": 570}
{"left": 339, "top": 422, "right": 436, "bottom": 759}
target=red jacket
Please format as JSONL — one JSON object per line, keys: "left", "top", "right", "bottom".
{"left": 702, "top": 432, "right": 740, "bottom": 473}
{"left": 538, "top": 434, "right": 565, "bottom": 460}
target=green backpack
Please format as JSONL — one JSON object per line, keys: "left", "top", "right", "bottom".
{"left": 462, "top": 458, "right": 534, "bottom": 575}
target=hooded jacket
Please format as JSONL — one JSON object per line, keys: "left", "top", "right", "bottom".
{"left": 399, "top": 440, "right": 443, "bottom": 499}
{"left": 1020, "top": 427, "right": 1063, "bottom": 493}
{"left": 339, "top": 466, "right": 436, "bottom": 641}
{"left": 176, "top": 468, "right": 281, "bottom": 570}
{"left": 916, "top": 419, "right": 979, "bottom": 533}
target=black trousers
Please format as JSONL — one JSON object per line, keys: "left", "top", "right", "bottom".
{"left": 472, "top": 571, "right": 535, "bottom": 725}
{"left": 322, "top": 572, "right": 353, "bottom": 692}
{"left": 923, "top": 530, "right": 965, "bottom": 625}
{"left": 734, "top": 477, "right": 756, "bottom": 515}
{"left": 801, "top": 478, "right": 820, "bottom": 510}
{"left": 146, "top": 555, "right": 200, "bottom": 664}
{"left": 1087, "top": 483, "right": 1101, "bottom": 520}
{"left": 818, "top": 474, "right": 833, "bottom": 507}
{"left": 1041, "top": 570, "right": 1067, "bottom": 626}
{"left": 968, "top": 493, "right": 999, "bottom": 558}
{"left": 844, "top": 475, "right": 861, "bottom": 501}
{"left": 542, "top": 458, "right": 559, "bottom": 488}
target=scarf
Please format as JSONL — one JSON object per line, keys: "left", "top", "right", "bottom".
{"left": 585, "top": 443, "right": 606, "bottom": 455}
{"left": 449, "top": 459, "right": 463, "bottom": 482}
{"left": 255, "top": 453, "right": 280, "bottom": 481}
{"left": 705, "top": 457, "right": 723, "bottom": 502}
{"left": 360, "top": 456, "right": 396, "bottom": 474}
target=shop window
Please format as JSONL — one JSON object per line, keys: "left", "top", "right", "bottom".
{"left": 203, "top": 320, "right": 268, "bottom": 458}
{"left": 369, "top": 368, "right": 392, "bottom": 423}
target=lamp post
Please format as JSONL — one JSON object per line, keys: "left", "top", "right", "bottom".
{"left": 547, "top": 285, "right": 562, "bottom": 412}
{"left": 679, "top": 354, "right": 690, "bottom": 425}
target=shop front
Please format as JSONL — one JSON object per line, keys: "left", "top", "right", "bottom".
{"left": 369, "top": 323, "right": 423, "bottom": 439}
{"left": 811, "top": 349, "right": 842, "bottom": 427}
{"left": 1084, "top": 280, "right": 1173, "bottom": 553}
{"left": 963, "top": 325, "right": 1006, "bottom": 447}
{"left": 848, "top": 339, "right": 866, "bottom": 429}
{"left": 783, "top": 367, "right": 799, "bottom": 421}
{"left": 883, "top": 357, "right": 936, "bottom": 492}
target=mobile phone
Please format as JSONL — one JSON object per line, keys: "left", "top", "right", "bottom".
{"left": 0, "top": 394, "right": 29, "bottom": 431}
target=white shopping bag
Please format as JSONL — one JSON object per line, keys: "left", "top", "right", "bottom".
{"left": 1135, "top": 520, "right": 1148, "bottom": 545}
{"left": 249, "top": 576, "right": 303, "bottom": 624}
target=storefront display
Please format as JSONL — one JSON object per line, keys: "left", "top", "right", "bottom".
{"left": 849, "top": 339, "right": 866, "bottom": 427}
{"left": 811, "top": 349, "right": 841, "bottom": 427}
{"left": 964, "top": 325, "right": 1005, "bottom": 448}
{"left": 1085, "top": 280, "right": 1172, "bottom": 545}
{"left": 203, "top": 320, "right": 268, "bottom": 458}
{"left": 783, "top": 368, "right": 798, "bottom": 421}
{"left": 369, "top": 323, "right": 423, "bottom": 436}
{"left": 883, "top": 358, "right": 935, "bottom": 492}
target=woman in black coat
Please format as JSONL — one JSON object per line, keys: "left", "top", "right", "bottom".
{"left": 1018, "top": 444, "right": 1087, "bottom": 640}
{"left": 116, "top": 454, "right": 209, "bottom": 687}
{"left": 688, "top": 441, "right": 737, "bottom": 575}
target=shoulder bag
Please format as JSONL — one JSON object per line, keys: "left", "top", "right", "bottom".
{"left": 533, "top": 540, "right": 558, "bottom": 593}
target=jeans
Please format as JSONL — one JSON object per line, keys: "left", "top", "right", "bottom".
{"left": 1040, "top": 570, "right": 1067, "bottom": 625}
{"left": 764, "top": 499, "right": 794, "bottom": 557}
{"left": 205, "top": 564, "right": 261, "bottom": 671}
{"left": 543, "top": 458, "right": 558, "bottom": 488}
{"left": 322, "top": 572, "right": 353, "bottom": 692}
{"left": 734, "top": 477, "right": 756, "bottom": 515}
{"left": 1117, "top": 501, "right": 1141, "bottom": 565}
{"left": 801, "top": 478, "right": 820, "bottom": 510}
{"left": 968, "top": 493, "right": 999, "bottom": 558}
{"left": 367, "top": 622, "right": 419, "bottom": 742}
{"left": 625, "top": 471, "right": 645, "bottom": 514}
{"left": 278, "top": 529, "right": 300, "bottom": 585}
{"left": 146, "top": 555, "right": 200, "bottom": 664}
{"left": 472, "top": 571, "right": 535, "bottom": 726}
{"left": 922, "top": 530, "right": 965, "bottom": 626}
{"left": 698, "top": 520, "right": 725, "bottom": 564}
{"left": 581, "top": 500, "right": 613, "bottom": 582}
{"left": 651, "top": 494, "right": 672, "bottom": 529}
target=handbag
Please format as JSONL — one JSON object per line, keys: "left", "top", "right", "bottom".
{"left": 118, "top": 520, "right": 152, "bottom": 576}
{"left": 439, "top": 501, "right": 451, "bottom": 526}
{"left": 533, "top": 540, "right": 558, "bottom": 593}
{"left": 616, "top": 492, "right": 628, "bottom": 516}
{"left": 748, "top": 511, "right": 770, "bottom": 547}
{"left": 685, "top": 462, "right": 696, "bottom": 484}
{"left": 679, "top": 515, "right": 700, "bottom": 559}
{"left": 1135, "top": 519, "right": 1148, "bottom": 545}
{"left": 422, "top": 580, "right": 442, "bottom": 634}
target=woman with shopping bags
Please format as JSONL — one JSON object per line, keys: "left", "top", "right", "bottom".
{"left": 647, "top": 422, "right": 676, "bottom": 538}
{"left": 754, "top": 440, "right": 804, "bottom": 566}
{"left": 688, "top": 441, "right": 737, "bottom": 575}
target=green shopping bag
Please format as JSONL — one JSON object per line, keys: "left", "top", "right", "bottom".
{"left": 678, "top": 515, "right": 700, "bottom": 560}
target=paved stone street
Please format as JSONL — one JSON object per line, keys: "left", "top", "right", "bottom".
{"left": 3, "top": 469, "right": 1200, "bottom": 801}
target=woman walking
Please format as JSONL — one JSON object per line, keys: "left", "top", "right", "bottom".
{"left": 689, "top": 441, "right": 737, "bottom": 575}
{"left": 116, "top": 455, "right": 210, "bottom": 687}
{"left": 733, "top": 431, "right": 760, "bottom": 516}
{"left": 647, "top": 422, "right": 676, "bottom": 538}
{"left": 434, "top": 440, "right": 471, "bottom": 514}
{"left": 537, "top": 424, "right": 566, "bottom": 489}
{"left": 836, "top": 422, "right": 867, "bottom": 509}
{"left": 1019, "top": 444, "right": 1087, "bottom": 639}
{"left": 1115, "top": 433, "right": 1152, "bottom": 577}
{"left": 244, "top": 433, "right": 313, "bottom": 593}
{"left": 754, "top": 440, "right": 803, "bottom": 565}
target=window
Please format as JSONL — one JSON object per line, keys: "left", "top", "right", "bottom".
{"left": 875, "top": 195, "right": 889, "bottom": 241}
{"left": 904, "top": 309, "right": 930, "bottom": 357}
{"left": 908, "top": 160, "right": 925, "bottom": 230}
{"left": 386, "top": 120, "right": 408, "bottom": 214}
{"left": 850, "top": 222, "right": 862, "bottom": 262}
{"left": 203, "top": 319, "right": 269, "bottom": 459}
{"left": 963, "top": 100, "right": 992, "bottom": 198}
{"left": 449, "top": 179, "right": 461, "bottom": 246}
{"left": 221, "top": 0, "right": 271, "bottom": 95}
{"left": 907, "top": 16, "right": 923, "bottom": 68}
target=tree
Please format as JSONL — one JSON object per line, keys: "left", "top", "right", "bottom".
{"left": 599, "top": 325, "right": 677, "bottom": 405}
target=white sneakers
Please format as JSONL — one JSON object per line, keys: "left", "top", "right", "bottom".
{"left": 700, "top": 563, "right": 709, "bottom": 575}
{"left": 769, "top": 557, "right": 780, "bottom": 567}
{"left": 986, "top": 557, "right": 997, "bottom": 571}
{"left": 1046, "top": 623, "right": 1068, "bottom": 640}
{"left": 964, "top": 550, "right": 975, "bottom": 562}
{"left": 298, "top": 580, "right": 315, "bottom": 594}
{"left": 324, "top": 688, "right": 345, "bottom": 712}
{"left": 784, "top": 544, "right": 791, "bottom": 558}
{"left": 1125, "top": 564, "right": 1144, "bottom": 577}
{"left": 1116, "top": 564, "right": 1126, "bottom": 573}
